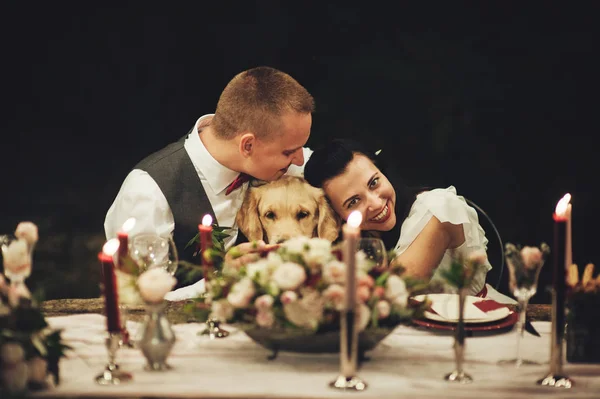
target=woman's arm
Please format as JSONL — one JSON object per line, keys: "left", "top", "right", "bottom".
{"left": 391, "top": 216, "right": 465, "bottom": 280}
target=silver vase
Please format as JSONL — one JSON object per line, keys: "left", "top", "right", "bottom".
{"left": 138, "top": 302, "right": 176, "bottom": 371}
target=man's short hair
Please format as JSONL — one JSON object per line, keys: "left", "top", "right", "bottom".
{"left": 212, "top": 66, "right": 315, "bottom": 141}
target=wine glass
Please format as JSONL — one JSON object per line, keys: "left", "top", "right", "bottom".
{"left": 499, "top": 242, "right": 550, "bottom": 367}
{"left": 130, "top": 233, "right": 179, "bottom": 276}
{"left": 356, "top": 237, "right": 388, "bottom": 273}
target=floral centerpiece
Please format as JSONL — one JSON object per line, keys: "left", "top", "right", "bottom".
{"left": 0, "top": 222, "right": 70, "bottom": 395}
{"left": 185, "top": 236, "right": 428, "bottom": 354}
{"left": 566, "top": 262, "right": 600, "bottom": 363}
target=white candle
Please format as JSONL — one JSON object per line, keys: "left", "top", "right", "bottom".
{"left": 343, "top": 211, "right": 362, "bottom": 311}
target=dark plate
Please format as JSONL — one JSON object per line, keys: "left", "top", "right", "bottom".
{"left": 412, "top": 311, "right": 518, "bottom": 332}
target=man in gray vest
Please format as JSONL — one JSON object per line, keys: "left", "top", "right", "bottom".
{"left": 104, "top": 66, "right": 314, "bottom": 290}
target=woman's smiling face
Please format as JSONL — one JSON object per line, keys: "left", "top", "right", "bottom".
{"left": 323, "top": 154, "right": 396, "bottom": 231}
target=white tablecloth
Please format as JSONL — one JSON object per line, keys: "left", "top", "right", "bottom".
{"left": 35, "top": 314, "right": 600, "bottom": 399}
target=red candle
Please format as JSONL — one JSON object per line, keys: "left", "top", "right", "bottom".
{"left": 199, "top": 214, "right": 213, "bottom": 280}
{"left": 117, "top": 217, "right": 136, "bottom": 261}
{"left": 99, "top": 239, "right": 121, "bottom": 333}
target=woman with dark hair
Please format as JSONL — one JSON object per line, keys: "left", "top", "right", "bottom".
{"left": 304, "top": 138, "right": 491, "bottom": 295}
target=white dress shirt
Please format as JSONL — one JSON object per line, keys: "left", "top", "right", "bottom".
{"left": 104, "top": 114, "right": 312, "bottom": 250}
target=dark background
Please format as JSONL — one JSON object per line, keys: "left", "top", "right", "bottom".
{"left": 0, "top": 2, "right": 596, "bottom": 302}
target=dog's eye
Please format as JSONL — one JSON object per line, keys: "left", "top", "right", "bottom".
{"left": 296, "top": 211, "right": 309, "bottom": 220}
{"left": 265, "top": 211, "right": 276, "bottom": 220}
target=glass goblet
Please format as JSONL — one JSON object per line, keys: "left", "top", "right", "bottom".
{"left": 130, "top": 233, "right": 179, "bottom": 276}
{"left": 356, "top": 237, "right": 388, "bottom": 273}
{"left": 499, "top": 242, "right": 550, "bottom": 367}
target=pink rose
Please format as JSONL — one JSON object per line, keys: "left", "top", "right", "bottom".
{"left": 520, "top": 246, "right": 543, "bottom": 269}
{"left": 357, "top": 285, "right": 370, "bottom": 303}
{"left": 322, "top": 260, "right": 346, "bottom": 284}
{"left": 357, "top": 274, "right": 375, "bottom": 289}
{"left": 280, "top": 290, "right": 298, "bottom": 305}
{"left": 373, "top": 286, "right": 385, "bottom": 298}
{"left": 136, "top": 268, "right": 177, "bottom": 303}
{"left": 376, "top": 300, "right": 391, "bottom": 319}
{"left": 323, "top": 284, "right": 345, "bottom": 310}
{"left": 211, "top": 299, "right": 234, "bottom": 322}
{"left": 256, "top": 310, "right": 275, "bottom": 328}
{"left": 254, "top": 294, "right": 274, "bottom": 311}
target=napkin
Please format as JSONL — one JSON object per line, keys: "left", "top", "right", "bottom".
{"left": 472, "top": 299, "right": 507, "bottom": 312}
{"left": 429, "top": 296, "right": 489, "bottom": 320}
{"left": 164, "top": 279, "right": 205, "bottom": 301}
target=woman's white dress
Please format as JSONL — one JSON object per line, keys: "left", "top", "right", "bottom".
{"left": 394, "top": 186, "right": 492, "bottom": 295}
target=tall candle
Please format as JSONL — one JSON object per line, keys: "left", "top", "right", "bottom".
{"left": 99, "top": 238, "right": 121, "bottom": 333}
{"left": 551, "top": 193, "right": 570, "bottom": 374}
{"left": 199, "top": 214, "right": 213, "bottom": 280}
{"left": 566, "top": 202, "right": 572, "bottom": 269}
{"left": 343, "top": 211, "right": 362, "bottom": 311}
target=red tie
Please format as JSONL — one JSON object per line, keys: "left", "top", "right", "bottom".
{"left": 225, "top": 173, "right": 251, "bottom": 195}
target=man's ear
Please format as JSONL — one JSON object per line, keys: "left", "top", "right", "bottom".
{"left": 239, "top": 133, "right": 256, "bottom": 157}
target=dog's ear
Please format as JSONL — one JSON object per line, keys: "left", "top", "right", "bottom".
{"left": 315, "top": 189, "right": 341, "bottom": 242}
{"left": 236, "top": 188, "right": 263, "bottom": 242}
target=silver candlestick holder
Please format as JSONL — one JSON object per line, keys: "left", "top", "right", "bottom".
{"left": 95, "top": 332, "right": 133, "bottom": 385}
{"left": 201, "top": 318, "right": 230, "bottom": 339}
{"left": 536, "top": 288, "right": 573, "bottom": 388}
{"left": 329, "top": 310, "right": 368, "bottom": 391}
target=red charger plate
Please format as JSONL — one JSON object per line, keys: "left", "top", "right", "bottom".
{"left": 412, "top": 310, "right": 518, "bottom": 332}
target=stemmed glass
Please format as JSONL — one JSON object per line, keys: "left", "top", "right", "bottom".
{"left": 127, "top": 233, "right": 178, "bottom": 343}
{"left": 130, "top": 233, "right": 179, "bottom": 276}
{"left": 499, "top": 242, "right": 550, "bottom": 367}
{"left": 356, "top": 237, "right": 388, "bottom": 272}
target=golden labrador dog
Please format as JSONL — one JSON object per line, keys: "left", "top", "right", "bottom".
{"left": 236, "top": 176, "right": 340, "bottom": 244}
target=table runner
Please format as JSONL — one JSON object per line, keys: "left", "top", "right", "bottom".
{"left": 33, "top": 314, "right": 600, "bottom": 399}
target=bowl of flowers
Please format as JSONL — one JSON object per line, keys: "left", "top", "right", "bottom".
{"left": 186, "top": 236, "right": 429, "bottom": 357}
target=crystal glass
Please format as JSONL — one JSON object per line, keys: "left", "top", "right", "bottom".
{"left": 499, "top": 242, "right": 549, "bottom": 367}
{"left": 130, "top": 233, "right": 178, "bottom": 276}
{"left": 356, "top": 237, "right": 388, "bottom": 272}
{"left": 95, "top": 332, "right": 132, "bottom": 385}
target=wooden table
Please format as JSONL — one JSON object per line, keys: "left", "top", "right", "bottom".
{"left": 42, "top": 298, "right": 552, "bottom": 324}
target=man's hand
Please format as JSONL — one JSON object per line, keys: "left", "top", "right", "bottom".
{"left": 224, "top": 240, "right": 280, "bottom": 268}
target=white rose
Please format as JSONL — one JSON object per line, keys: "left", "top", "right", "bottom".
{"left": 385, "top": 275, "right": 408, "bottom": 308}
{"left": 322, "top": 260, "right": 346, "bottom": 284}
{"left": 256, "top": 310, "right": 275, "bottom": 328}
{"left": 376, "top": 300, "right": 391, "bottom": 319}
{"left": 211, "top": 299, "right": 234, "bottom": 322}
{"left": 27, "top": 356, "right": 48, "bottom": 384}
{"left": 302, "top": 238, "right": 333, "bottom": 270}
{"left": 357, "top": 303, "right": 371, "bottom": 331}
{"left": 271, "top": 262, "right": 306, "bottom": 291}
{"left": 283, "top": 289, "right": 324, "bottom": 329}
{"left": 136, "top": 268, "right": 177, "bottom": 304}
{"left": 15, "top": 221, "right": 38, "bottom": 247}
{"left": 280, "top": 290, "right": 298, "bottom": 305}
{"left": 254, "top": 294, "right": 274, "bottom": 311}
{"left": 246, "top": 259, "right": 271, "bottom": 287}
{"left": 282, "top": 236, "right": 310, "bottom": 253}
{"left": 227, "top": 278, "right": 255, "bottom": 308}
{"left": 2, "top": 239, "right": 32, "bottom": 277}
{"left": 355, "top": 250, "right": 372, "bottom": 273}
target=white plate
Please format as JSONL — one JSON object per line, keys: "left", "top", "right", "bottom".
{"left": 412, "top": 293, "right": 511, "bottom": 324}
